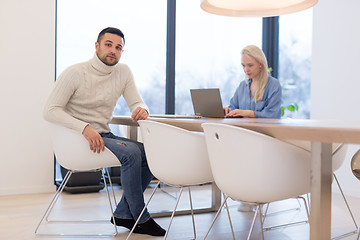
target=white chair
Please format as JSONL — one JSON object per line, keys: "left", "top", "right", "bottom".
{"left": 202, "top": 123, "right": 311, "bottom": 240}
{"left": 331, "top": 144, "right": 358, "bottom": 239}
{"left": 282, "top": 141, "right": 358, "bottom": 239}
{"left": 35, "top": 123, "right": 121, "bottom": 237}
{"left": 350, "top": 149, "right": 360, "bottom": 240}
{"left": 126, "top": 120, "right": 217, "bottom": 240}
{"left": 264, "top": 143, "right": 357, "bottom": 235}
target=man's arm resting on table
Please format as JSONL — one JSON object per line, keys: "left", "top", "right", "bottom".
{"left": 131, "top": 107, "right": 149, "bottom": 122}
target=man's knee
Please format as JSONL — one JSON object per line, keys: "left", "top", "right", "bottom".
{"left": 120, "top": 143, "right": 143, "bottom": 164}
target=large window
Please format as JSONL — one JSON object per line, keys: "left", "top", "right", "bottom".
{"left": 279, "top": 9, "right": 313, "bottom": 119}
{"left": 57, "top": 0, "right": 167, "bottom": 118}
{"left": 175, "top": 0, "right": 262, "bottom": 114}
{"left": 57, "top": 1, "right": 311, "bottom": 118}
{"left": 55, "top": 1, "right": 312, "bottom": 182}
{"left": 57, "top": 0, "right": 262, "bottom": 117}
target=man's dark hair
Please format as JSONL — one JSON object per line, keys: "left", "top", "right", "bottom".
{"left": 97, "top": 27, "right": 125, "bottom": 45}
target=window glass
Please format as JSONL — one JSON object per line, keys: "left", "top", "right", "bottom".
{"left": 56, "top": 0, "right": 166, "bottom": 181}
{"left": 175, "top": 0, "right": 262, "bottom": 115}
{"left": 57, "top": 0, "right": 167, "bottom": 117}
{"left": 279, "top": 9, "right": 313, "bottom": 119}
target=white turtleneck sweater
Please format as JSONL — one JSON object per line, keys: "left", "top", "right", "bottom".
{"left": 43, "top": 54, "right": 149, "bottom": 133}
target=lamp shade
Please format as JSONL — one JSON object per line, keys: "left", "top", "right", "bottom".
{"left": 200, "top": 0, "right": 318, "bottom": 17}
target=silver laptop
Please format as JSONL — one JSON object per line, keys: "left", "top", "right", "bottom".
{"left": 190, "top": 88, "right": 225, "bottom": 118}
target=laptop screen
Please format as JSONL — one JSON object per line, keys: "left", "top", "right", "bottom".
{"left": 190, "top": 88, "right": 225, "bottom": 118}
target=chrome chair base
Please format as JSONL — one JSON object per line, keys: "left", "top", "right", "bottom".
{"left": 331, "top": 174, "right": 358, "bottom": 240}
{"left": 126, "top": 182, "right": 196, "bottom": 240}
{"left": 35, "top": 168, "right": 118, "bottom": 237}
{"left": 262, "top": 173, "right": 358, "bottom": 240}
{"left": 126, "top": 182, "right": 226, "bottom": 240}
{"left": 263, "top": 196, "right": 310, "bottom": 231}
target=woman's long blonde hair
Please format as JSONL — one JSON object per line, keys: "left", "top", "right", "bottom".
{"left": 242, "top": 45, "right": 269, "bottom": 103}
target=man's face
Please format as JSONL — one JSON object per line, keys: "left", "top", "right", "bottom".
{"left": 95, "top": 33, "right": 124, "bottom": 66}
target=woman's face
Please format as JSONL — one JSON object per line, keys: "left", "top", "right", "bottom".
{"left": 241, "top": 54, "right": 262, "bottom": 80}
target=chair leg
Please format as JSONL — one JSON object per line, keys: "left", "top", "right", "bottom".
{"left": 331, "top": 173, "right": 358, "bottom": 240}
{"left": 247, "top": 205, "right": 260, "bottom": 240}
{"left": 35, "top": 170, "right": 72, "bottom": 234}
{"left": 101, "top": 169, "right": 118, "bottom": 236}
{"left": 258, "top": 204, "right": 265, "bottom": 240}
{"left": 35, "top": 169, "right": 119, "bottom": 237}
{"left": 263, "top": 196, "right": 309, "bottom": 231}
{"left": 126, "top": 181, "right": 161, "bottom": 240}
{"left": 164, "top": 187, "right": 184, "bottom": 239}
{"left": 299, "top": 195, "right": 310, "bottom": 220}
{"left": 262, "top": 199, "right": 301, "bottom": 220}
{"left": 203, "top": 195, "right": 230, "bottom": 240}
{"left": 262, "top": 203, "right": 270, "bottom": 223}
{"left": 188, "top": 187, "right": 197, "bottom": 240}
{"left": 223, "top": 193, "right": 236, "bottom": 240}
{"left": 105, "top": 167, "right": 117, "bottom": 206}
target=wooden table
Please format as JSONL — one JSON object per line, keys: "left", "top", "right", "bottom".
{"left": 111, "top": 115, "right": 360, "bottom": 240}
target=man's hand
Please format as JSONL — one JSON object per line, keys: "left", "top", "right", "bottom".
{"left": 82, "top": 125, "right": 105, "bottom": 153}
{"left": 131, "top": 107, "right": 149, "bottom": 122}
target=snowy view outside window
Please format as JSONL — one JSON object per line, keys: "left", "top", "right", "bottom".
{"left": 57, "top": 0, "right": 311, "bottom": 119}
{"left": 279, "top": 9, "right": 312, "bottom": 119}
{"left": 175, "top": 0, "right": 261, "bottom": 115}
{"left": 56, "top": 0, "right": 312, "bottom": 180}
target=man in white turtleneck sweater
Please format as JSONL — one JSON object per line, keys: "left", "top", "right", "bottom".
{"left": 43, "top": 27, "right": 165, "bottom": 236}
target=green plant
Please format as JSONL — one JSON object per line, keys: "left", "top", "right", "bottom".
{"left": 281, "top": 102, "right": 299, "bottom": 117}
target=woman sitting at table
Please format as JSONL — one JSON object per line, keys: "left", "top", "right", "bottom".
{"left": 224, "top": 45, "right": 282, "bottom": 119}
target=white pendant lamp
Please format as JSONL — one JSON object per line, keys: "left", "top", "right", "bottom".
{"left": 200, "top": 0, "right": 318, "bottom": 17}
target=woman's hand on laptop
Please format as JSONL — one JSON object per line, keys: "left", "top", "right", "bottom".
{"left": 223, "top": 107, "right": 231, "bottom": 115}
{"left": 226, "top": 109, "right": 255, "bottom": 118}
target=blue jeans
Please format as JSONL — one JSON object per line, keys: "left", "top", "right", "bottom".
{"left": 100, "top": 132, "right": 153, "bottom": 224}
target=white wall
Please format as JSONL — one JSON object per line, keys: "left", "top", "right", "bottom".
{"left": 0, "top": 0, "right": 55, "bottom": 195}
{"left": 312, "top": 0, "right": 360, "bottom": 197}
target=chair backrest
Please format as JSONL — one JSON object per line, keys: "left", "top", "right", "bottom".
{"left": 351, "top": 149, "right": 360, "bottom": 180}
{"left": 50, "top": 124, "right": 120, "bottom": 171}
{"left": 202, "top": 123, "right": 311, "bottom": 203}
{"left": 283, "top": 140, "right": 348, "bottom": 172}
{"left": 138, "top": 120, "right": 213, "bottom": 186}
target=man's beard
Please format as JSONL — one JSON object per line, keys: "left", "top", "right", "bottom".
{"left": 99, "top": 54, "right": 119, "bottom": 66}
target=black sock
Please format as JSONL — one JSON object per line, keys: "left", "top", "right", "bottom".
{"left": 110, "top": 216, "right": 141, "bottom": 233}
{"left": 137, "top": 218, "right": 166, "bottom": 236}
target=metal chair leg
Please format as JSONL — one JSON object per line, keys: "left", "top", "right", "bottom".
{"left": 102, "top": 169, "right": 118, "bottom": 236}
{"left": 258, "top": 204, "right": 265, "bottom": 240}
{"left": 331, "top": 173, "right": 358, "bottom": 240}
{"left": 263, "top": 196, "right": 309, "bottom": 231}
{"left": 223, "top": 193, "right": 236, "bottom": 240}
{"left": 126, "top": 181, "right": 161, "bottom": 240}
{"left": 163, "top": 187, "right": 184, "bottom": 239}
{"left": 203, "top": 195, "right": 229, "bottom": 240}
{"left": 105, "top": 167, "right": 117, "bottom": 206}
{"left": 188, "top": 187, "right": 197, "bottom": 240}
{"left": 35, "top": 170, "right": 72, "bottom": 234}
{"left": 35, "top": 169, "right": 118, "bottom": 237}
{"left": 262, "top": 199, "right": 302, "bottom": 220}
{"left": 127, "top": 183, "right": 202, "bottom": 240}
{"left": 247, "top": 205, "right": 260, "bottom": 240}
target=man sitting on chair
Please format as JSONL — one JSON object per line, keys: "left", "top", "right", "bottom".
{"left": 43, "top": 27, "right": 165, "bottom": 237}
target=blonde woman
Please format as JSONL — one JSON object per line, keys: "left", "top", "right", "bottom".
{"left": 224, "top": 45, "right": 282, "bottom": 119}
